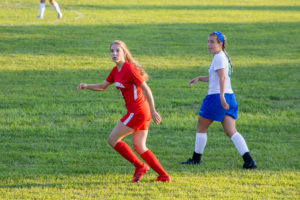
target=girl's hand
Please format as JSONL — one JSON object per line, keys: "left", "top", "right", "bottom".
{"left": 220, "top": 96, "right": 229, "bottom": 110}
{"left": 188, "top": 77, "right": 199, "bottom": 87}
{"left": 151, "top": 111, "right": 162, "bottom": 125}
{"left": 77, "top": 83, "right": 86, "bottom": 91}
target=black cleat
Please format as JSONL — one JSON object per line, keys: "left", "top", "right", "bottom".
{"left": 181, "top": 158, "right": 201, "bottom": 165}
{"left": 243, "top": 160, "right": 257, "bottom": 169}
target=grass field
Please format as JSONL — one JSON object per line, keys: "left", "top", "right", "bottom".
{"left": 0, "top": 0, "right": 300, "bottom": 199}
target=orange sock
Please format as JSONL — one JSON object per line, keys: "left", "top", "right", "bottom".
{"left": 114, "top": 141, "right": 143, "bottom": 168}
{"left": 140, "top": 150, "right": 168, "bottom": 177}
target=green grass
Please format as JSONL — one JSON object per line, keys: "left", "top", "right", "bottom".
{"left": 0, "top": 0, "right": 300, "bottom": 199}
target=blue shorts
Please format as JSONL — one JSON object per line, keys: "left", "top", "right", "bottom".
{"left": 199, "top": 93, "right": 238, "bottom": 122}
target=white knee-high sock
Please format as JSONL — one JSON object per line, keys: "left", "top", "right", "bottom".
{"left": 195, "top": 133, "right": 207, "bottom": 154}
{"left": 39, "top": 3, "right": 46, "bottom": 18}
{"left": 231, "top": 132, "right": 249, "bottom": 156}
{"left": 52, "top": 2, "right": 62, "bottom": 15}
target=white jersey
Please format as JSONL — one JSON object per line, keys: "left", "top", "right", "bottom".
{"left": 208, "top": 51, "right": 233, "bottom": 95}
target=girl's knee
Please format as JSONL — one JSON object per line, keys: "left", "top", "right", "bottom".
{"left": 107, "top": 136, "right": 116, "bottom": 147}
{"left": 133, "top": 143, "right": 146, "bottom": 154}
{"left": 224, "top": 129, "right": 236, "bottom": 138}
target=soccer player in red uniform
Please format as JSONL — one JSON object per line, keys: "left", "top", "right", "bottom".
{"left": 77, "top": 40, "right": 171, "bottom": 182}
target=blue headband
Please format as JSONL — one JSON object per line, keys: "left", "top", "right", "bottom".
{"left": 213, "top": 31, "right": 224, "bottom": 47}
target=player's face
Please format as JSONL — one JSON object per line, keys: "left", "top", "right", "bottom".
{"left": 110, "top": 44, "right": 125, "bottom": 63}
{"left": 207, "top": 35, "right": 223, "bottom": 54}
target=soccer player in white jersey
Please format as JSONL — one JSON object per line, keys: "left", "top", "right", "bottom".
{"left": 181, "top": 32, "right": 257, "bottom": 169}
{"left": 38, "top": 0, "right": 62, "bottom": 19}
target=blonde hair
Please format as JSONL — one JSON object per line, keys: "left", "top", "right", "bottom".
{"left": 110, "top": 40, "right": 149, "bottom": 81}
{"left": 209, "top": 32, "right": 233, "bottom": 73}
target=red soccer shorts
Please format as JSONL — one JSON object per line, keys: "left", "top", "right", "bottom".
{"left": 121, "top": 109, "right": 151, "bottom": 130}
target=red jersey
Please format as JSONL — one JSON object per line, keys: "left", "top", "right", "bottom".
{"left": 106, "top": 62, "right": 147, "bottom": 112}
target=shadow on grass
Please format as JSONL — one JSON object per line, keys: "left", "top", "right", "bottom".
{"left": 3, "top": 2, "right": 299, "bottom": 11}
{"left": 66, "top": 4, "right": 300, "bottom": 11}
{"left": 0, "top": 22, "right": 298, "bottom": 57}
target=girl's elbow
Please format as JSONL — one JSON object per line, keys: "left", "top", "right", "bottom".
{"left": 220, "top": 77, "right": 226, "bottom": 82}
{"left": 98, "top": 84, "right": 108, "bottom": 91}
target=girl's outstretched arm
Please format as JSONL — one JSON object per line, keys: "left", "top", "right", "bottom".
{"left": 77, "top": 80, "right": 112, "bottom": 91}
{"left": 189, "top": 76, "right": 209, "bottom": 87}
